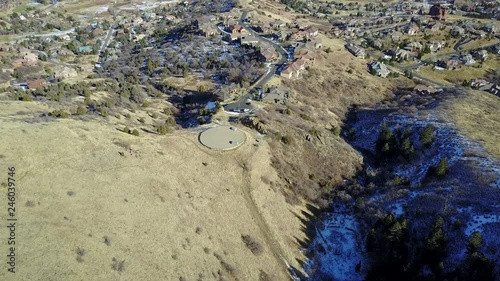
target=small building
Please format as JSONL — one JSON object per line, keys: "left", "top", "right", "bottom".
{"left": 259, "top": 46, "right": 278, "bottom": 62}
{"left": 489, "top": 84, "right": 500, "bottom": 96}
{"left": 391, "top": 31, "right": 404, "bottom": 41}
{"left": 26, "top": 79, "right": 47, "bottom": 90}
{"left": 269, "top": 20, "right": 285, "bottom": 29}
{"left": 78, "top": 46, "right": 93, "bottom": 54}
{"left": 472, "top": 50, "right": 488, "bottom": 61}
{"left": 436, "top": 58, "right": 462, "bottom": 70}
{"left": 460, "top": 54, "right": 476, "bottom": 66}
{"left": 451, "top": 26, "right": 465, "bottom": 37}
{"left": 369, "top": 61, "right": 390, "bottom": 78}
{"left": 470, "top": 79, "right": 488, "bottom": 89}
{"left": 427, "top": 41, "right": 446, "bottom": 52}
{"left": 405, "top": 24, "right": 419, "bottom": 35}
{"left": 404, "top": 42, "right": 424, "bottom": 52}
{"left": 345, "top": 43, "right": 366, "bottom": 58}
{"left": 427, "top": 22, "right": 444, "bottom": 31}
{"left": 429, "top": 4, "right": 446, "bottom": 21}
{"left": 240, "top": 34, "right": 259, "bottom": 46}
{"left": 262, "top": 86, "right": 289, "bottom": 103}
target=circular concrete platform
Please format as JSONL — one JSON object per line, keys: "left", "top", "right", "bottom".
{"left": 199, "top": 126, "right": 246, "bottom": 150}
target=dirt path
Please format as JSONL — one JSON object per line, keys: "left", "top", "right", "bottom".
{"left": 239, "top": 160, "right": 299, "bottom": 280}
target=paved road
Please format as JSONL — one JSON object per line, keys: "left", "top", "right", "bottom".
{"left": 98, "top": 26, "right": 116, "bottom": 63}
{"left": 223, "top": 10, "right": 289, "bottom": 113}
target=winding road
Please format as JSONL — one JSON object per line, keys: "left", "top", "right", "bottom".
{"left": 223, "top": 10, "right": 290, "bottom": 113}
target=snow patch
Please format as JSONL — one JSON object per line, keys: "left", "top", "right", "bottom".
{"left": 304, "top": 213, "right": 365, "bottom": 281}
{"left": 465, "top": 214, "right": 500, "bottom": 236}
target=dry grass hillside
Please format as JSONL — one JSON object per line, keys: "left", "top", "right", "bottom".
{"left": 251, "top": 40, "right": 412, "bottom": 207}
{"left": 444, "top": 90, "right": 500, "bottom": 159}
{"left": 0, "top": 101, "right": 309, "bottom": 281}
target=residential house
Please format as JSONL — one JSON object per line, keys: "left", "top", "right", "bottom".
{"left": 78, "top": 46, "right": 93, "bottom": 54}
{"left": 451, "top": 26, "right": 465, "bottom": 37}
{"left": 59, "top": 34, "right": 71, "bottom": 41}
{"left": 369, "top": 61, "right": 390, "bottom": 78}
{"left": 165, "top": 15, "right": 176, "bottom": 21}
{"left": 304, "top": 26, "right": 319, "bottom": 37}
{"left": 483, "top": 24, "right": 497, "bottom": 34}
{"left": 11, "top": 81, "right": 28, "bottom": 90}
{"left": 369, "top": 38, "right": 383, "bottom": 50}
{"left": 92, "top": 28, "right": 104, "bottom": 37}
{"left": 259, "top": 46, "right": 278, "bottom": 62}
{"left": 305, "top": 38, "right": 322, "bottom": 49}
{"left": 143, "top": 12, "right": 156, "bottom": 21}
{"left": 132, "top": 17, "right": 143, "bottom": 25}
{"left": 492, "top": 44, "right": 500, "bottom": 55}
{"left": 240, "top": 34, "right": 259, "bottom": 46}
{"left": 405, "top": 24, "right": 419, "bottom": 35}
{"left": 289, "top": 30, "right": 306, "bottom": 41}
{"left": 489, "top": 84, "right": 500, "bottom": 96}
{"left": 280, "top": 59, "right": 307, "bottom": 79}
{"left": 294, "top": 49, "right": 315, "bottom": 65}
{"left": 55, "top": 66, "right": 78, "bottom": 79}
{"left": 427, "top": 22, "right": 444, "bottom": 31}
{"left": 26, "top": 79, "right": 47, "bottom": 90}
{"left": 436, "top": 58, "right": 462, "bottom": 70}
{"left": 470, "top": 29, "right": 487, "bottom": 37}
{"left": 429, "top": 4, "right": 446, "bottom": 20}
{"left": 472, "top": 50, "right": 488, "bottom": 61}
{"left": 12, "top": 52, "right": 39, "bottom": 68}
{"left": 404, "top": 42, "right": 423, "bottom": 52}
{"left": 280, "top": 63, "right": 299, "bottom": 79}
{"left": 345, "top": 43, "right": 366, "bottom": 58}
{"left": 470, "top": 79, "right": 489, "bottom": 89}
{"left": 262, "top": 86, "right": 289, "bottom": 103}
{"left": 229, "top": 24, "right": 246, "bottom": 34}
{"left": 460, "top": 54, "right": 476, "bottom": 66}
{"left": 270, "top": 20, "right": 285, "bottom": 29}
{"left": 229, "top": 24, "right": 247, "bottom": 40}
{"left": 391, "top": 31, "right": 404, "bottom": 41}
{"left": 294, "top": 21, "right": 309, "bottom": 30}
{"left": 390, "top": 48, "right": 412, "bottom": 61}
{"left": 427, "top": 41, "right": 446, "bottom": 52}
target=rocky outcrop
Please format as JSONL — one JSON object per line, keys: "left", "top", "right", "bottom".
{"left": 241, "top": 116, "right": 267, "bottom": 135}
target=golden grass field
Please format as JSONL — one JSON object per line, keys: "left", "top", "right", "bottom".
{"left": 0, "top": 101, "right": 309, "bottom": 281}
{"left": 445, "top": 90, "right": 500, "bottom": 159}
{"left": 417, "top": 56, "right": 500, "bottom": 85}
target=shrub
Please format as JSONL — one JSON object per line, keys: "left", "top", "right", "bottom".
{"left": 241, "top": 235, "right": 263, "bottom": 255}
{"left": 281, "top": 135, "right": 293, "bottom": 145}
{"left": 330, "top": 126, "right": 341, "bottom": 136}
{"left": 76, "top": 106, "right": 87, "bottom": 115}
{"left": 435, "top": 158, "right": 448, "bottom": 177}
{"left": 420, "top": 125, "right": 434, "bottom": 147}
{"left": 131, "top": 129, "right": 140, "bottom": 136}
{"left": 165, "top": 117, "right": 176, "bottom": 126}
{"left": 111, "top": 257, "right": 125, "bottom": 272}
{"left": 123, "top": 127, "right": 130, "bottom": 134}
{"left": 138, "top": 117, "right": 145, "bottom": 123}
{"left": 20, "top": 94, "right": 33, "bottom": 101}
{"left": 157, "top": 124, "right": 169, "bottom": 135}
{"left": 51, "top": 109, "right": 69, "bottom": 118}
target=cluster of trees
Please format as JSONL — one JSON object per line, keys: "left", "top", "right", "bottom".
{"left": 376, "top": 122, "right": 437, "bottom": 162}
{"left": 376, "top": 122, "right": 416, "bottom": 161}
{"left": 3, "top": 11, "right": 73, "bottom": 35}
{"left": 365, "top": 214, "right": 496, "bottom": 281}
